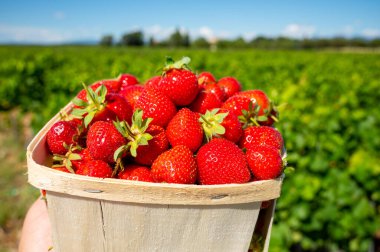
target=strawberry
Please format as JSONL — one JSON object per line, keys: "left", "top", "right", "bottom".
{"left": 72, "top": 84, "right": 133, "bottom": 127}
{"left": 196, "top": 138, "right": 251, "bottom": 185}
{"left": 93, "top": 79, "right": 121, "bottom": 93}
{"left": 52, "top": 166, "right": 71, "bottom": 173}
{"left": 151, "top": 145, "right": 197, "bottom": 184}
{"left": 70, "top": 148, "right": 93, "bottom": 170}
{"left": 238, "top": 90, "right": 270, "bottom": 113}
{"left": 156, "top": 57, "right": 199, "bottom": 106}
{"left": 198, "top": 72, "right": 216, "bottom": 86}
{"left": 145, "top": 76, "right": 161, "bottom": 88}
{"left": 47, "top": 121, "right": 78, "bottom": 155}
{"left": 86, "top": 121, "right": 126, "bottom": 164}
{"left": 104, "top": 93, "right": 133, "bottom": 122}
{"left": 76, "top": 160, "right": 113, "bottom": 178}
{"left": 203, "top": 83, "right": 225, "bottom": 102}
{"left": 246, "top": 145, "right": 283, "bottom": 180}
{"left": 118, "top": 85, "right": 144, "bottom": 109}
{"left": 118, "top": 73, "right": 139, "bottom": 88}
{"left": 189, "top": 90, "right": 222, "bottom": 115}
{"left": 118, "top": 164, "right": 153, "bottom": 182}
{"left": 135, "top": 124, "right": 168, "bottom": 165}
{"left": 221, "top": 95, "right": 252, "bottom": 117}
{"left": 217, "top": 77, "right": 241, "bottom": 99}
{"left": 166, "top": 108, "right": 204, "bottom": 152}
{"left": 239, "top": 126, "right": 284, "bottom": 151}
{"left": 219, "top": 108, "right": 242, "bottom": 143}
{"left": 134, "top": 86, "right": 177, "bottom": 128}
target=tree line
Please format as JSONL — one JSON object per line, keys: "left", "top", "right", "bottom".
{"left": 100, "top": 29, "right": 380, "bottom": 49}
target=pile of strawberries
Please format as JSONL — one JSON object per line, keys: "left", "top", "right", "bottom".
{"left": 46, "top": 57, "right": 286, "bottom": 185}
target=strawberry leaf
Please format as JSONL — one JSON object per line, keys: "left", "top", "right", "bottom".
{"left": 84, "top": 111, "right": 96, "bottom": 128}
{"left": 71, "top": 108, "right": 88, "bottom": 117}
{"left": 72, "top": 97, "right": 87, "bottom": 107}
{"left": 113, "top": 145, "right": 127, "bottom": 162}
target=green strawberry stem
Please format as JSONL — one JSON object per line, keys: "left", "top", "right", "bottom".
{"left": 162, "top": 56, "right": 192, "bottom": 73}
{"left": 113, "top": 109, "right": 154, "bottom": 163}
{"left": 71, "top": 83, "right": 108, "bottom": 128}
{"left": 239, "top": 101, "right": 262, "bottom": 128}
{"left": 199, "top": 109, "right": 228, "bottom": 142}
{"left": 51, "top": 145, "right": 82, "bottom": 174}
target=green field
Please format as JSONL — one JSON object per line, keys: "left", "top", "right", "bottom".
{"left": 1, "top": 46, "right": 380, "bottom": 251}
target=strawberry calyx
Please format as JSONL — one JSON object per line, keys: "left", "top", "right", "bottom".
{"left": 71, "top": 83, "right": 108, "bottom": 127}
{"left": 113, "top": 109, "right": 153, "bottom": 173}
{"left": 199, "top": 108, "right": 228, "bottom": 142}
{"left": 51, "top": 144, "right": 82, "bottom": 173}
{"left": 161, "top": 56, "right": 192, "bottom": 75}
{"left": 239, "top": 100, "right": 280, "bottom": 128}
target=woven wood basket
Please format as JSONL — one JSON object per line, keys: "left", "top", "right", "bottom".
{"left": 26, "top": 103, "right": 283, "bottom": 252}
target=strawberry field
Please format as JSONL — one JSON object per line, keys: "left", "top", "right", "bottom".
{"left": 1, "top": 46, "right": 380, "bottom": 251}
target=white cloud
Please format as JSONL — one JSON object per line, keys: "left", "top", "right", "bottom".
{"left": 242, "top": 31, "right": 256, "bottom": 41}
{"left": 53, "top": 11, "right": 65, "bottom": 20}
{"left": 144, "top": 25, "right": 175, "bottom": 41}
{"left": 282, "top": 24, "right": 316, "bottom": 39}
{"left": 0, "top": 24, "right": 101, "bottom": 43}
{"left": 361, "top": 28, "right": 380, "bottom": 38}
{"left": 342, "top": 25, "right": 354, "bottom": 36}
{"left": 198, "top": 26, "right": 214, "bottom": 41}
{"left": 0, "top": 24, "right": 67, "bottom": 43}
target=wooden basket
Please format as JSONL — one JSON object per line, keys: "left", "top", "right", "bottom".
{"left": 26, "top": 103, "right": 283, "bottom": 252}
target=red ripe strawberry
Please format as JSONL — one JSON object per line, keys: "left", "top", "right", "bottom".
{"left": 198, "top": 72, "right": 216, "bottom": 86}
{"left": 76, "top": 160, "right": 113, "bottom": 178}
{"left": 71, "top": 148, "right": 93, "bottom": 170}
{"left": 104, "top": 93, "right": 133, "bottom": 123}
{"left": 94, "top": 79, "right": 121, "bottom": 93}
{"left": 203, "top": 83, "right": 225, "bottom": 101}
{"left": 118, "top": 164, "right": 153, "bottom": 182}
{"left": 238, "top": 90, "right": 270, "bottom": 116}
{"left": 145, "top": 76, "right": 161, "bottom": 88}
{"left": 166, "top": 108, "right": 204, "bottom": 152}
{"left": 221, "top": 95, "right": 251, "bottom": 117}
{"left": 156, "top": 57, "right": 199, "bottom": 106}
{"left": 118, "top": 85, "right": 144, "bottom": 109}
{"left": 217, "top": 77, "right": 241, "bottom": 99}
{"left": 118, "top": 73, "right": 139, "bottom": 88}
{"left": 189, "top": 90, "right": 222, "bottom": 114}
{"left": 47, "top": 121, "right": 78, "bottom": 155}
{"left": 246, "top": 145, "right": 283, "bottom": 180}
{"left": 135, "top": 124, "right": 169, "bottom": 165}
{"left": 219, "top": 108, "right": 242, "bottom": 143}
{"left": 239, "top": 126, "right": 284, "bottom": 151}
{"left": 236, "top": 90, "right": 279, "bottom": 126}
{"left": 86, "top": 121, "right": 126, "bottom": 163}
{"left": 196, "top": 138, "right": 251, "bottom": 185}
{"left": 72, "top": 84, "right": 133, "bottom": 127}
{"left": 151, "top": 145, "right": 197, "bottom": 184}
{"left": 134, "top": 86, "right": 177, "bottom": 128}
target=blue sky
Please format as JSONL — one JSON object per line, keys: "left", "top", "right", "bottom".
{"left": 0, "top": 0, "right": 379, "bottom": 44}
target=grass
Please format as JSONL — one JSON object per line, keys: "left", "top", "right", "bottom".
{"left": 0, "top": 111, "right": 39, "bottom": 252}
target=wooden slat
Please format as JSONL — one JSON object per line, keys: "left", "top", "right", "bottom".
{"left": 46, "top": 192, "right": 105, "bottom": 252}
